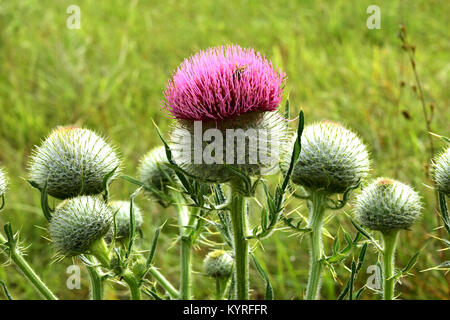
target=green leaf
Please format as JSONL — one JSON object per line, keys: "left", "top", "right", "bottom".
{"left": 251, "top": 254, "right": 274, "bottom": 300}
{"left": 438, "top": 192, "right": 450, "bottom": 235}
{"left": 146, "top": 222, "right": 165, "bottom": 269}
{"left": 402, "top": 251, "right": 420, "bottom": 274}
{"left": 0, "top": 280, "right": 13, "bottom": 300}
{"left": 281, "top": 111, "right": 304, "bottom": 192}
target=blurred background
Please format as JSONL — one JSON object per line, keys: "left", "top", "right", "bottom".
{"left": 0, "top": 0, "right": 448, "bottom": 299}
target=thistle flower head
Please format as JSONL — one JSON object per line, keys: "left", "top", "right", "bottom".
{"left": 139, "top": 145, "right": 176, "bottom": 194}
{"left": 163, "top": 45, "right": 285, "bottom": 121}
{"left": 355, "top": 178, "right": 422, "bottom": 232}
{"left": 291, "top": 121, "right": 370, "bottom": 194}
{"left": 433, "top": 146, "right": 450, "bottom": 196}
{"left": 28, "top": 127, "right": 120, "bottom": 200}
{"left": 171, "top": 111, "right": 291, "bottom": 183}
{"left": 49, "top": 196, "right": 113, "bottom": 257}
{"left": 203, "top": 250, "right": 233, "bottom": 278}
{"left": 0, "top": 168, "right": 7, "bottom": 197}
{"left": 106, "top": 200, "right": 143, "bottom": 241}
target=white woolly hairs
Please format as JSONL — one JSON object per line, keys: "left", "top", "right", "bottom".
{"left": 49, "top": 196, "right": 113, "bottom": 256}
{"left": 29, "top": 127, "right": 120, "bottom": 200}
{"left": 291, "top": 121, "right": 370, "bottom": 194}
{"left": 139, "top": 145, "right": 175, "bottom": 192}
{"left": 355, "top": 178, "right": 422, "bottom": 232}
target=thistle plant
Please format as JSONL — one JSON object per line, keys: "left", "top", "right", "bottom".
{"left": 355, "top": 178, "right": 422, "bottom": 300}
{"left": 433, "top": 146, "right": 450, "bottom": 233}
{"left": 291, "top": 121, "right": 370, "bottom": 300}
{"left": 163, "top": 45, "right": 287, "bottom": 299}
{"left": 203, "top": 250, "right": 233, "bottom": 299}
{"left": 28, "top": 127, "right": 120, "bottom": 200}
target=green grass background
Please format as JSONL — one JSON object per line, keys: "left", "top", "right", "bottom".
{"left": 0, "top": 0, "right": 449, "bottom": 299}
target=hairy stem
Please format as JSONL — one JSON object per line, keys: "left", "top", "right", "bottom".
{"left": 0, "top": 233, "right": 57, "bottom": 300}
{"left": 382, "top": 230, "right": 399, "bottom": 300}
{"left": 230, "top": 187, "right": 249, "bottom": 300}
{"left": 305, "top": 191, "right": 327, "bottom": 300}
{"left": 122, "top": 270, "right": 141, "bottom": 300}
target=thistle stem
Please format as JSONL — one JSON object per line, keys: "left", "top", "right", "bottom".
{"left": 172, "top": 191, "right": 196, "bottom": 300}
{"left": 122, "top": 270, "right": 141, "bottom": 300}
{"left": 86, "top": 265, "right": 104, "bottom": 300}
{"left": 230, "top": 187, "right": 249, "bottom": 300}
{"left": 215, "top": 278, "right": 222, "bottom": 300}
{"left": 0, "top": 233, "right": 57, "bottom": 300}
{"left": 147, "top": 266, "right": 180, "bottom": 298}
{"left": 305, "top": 191, "right": 327, "bottom": 300}
{"left": 382, "top": 230, "right": 399, "bottom": 300}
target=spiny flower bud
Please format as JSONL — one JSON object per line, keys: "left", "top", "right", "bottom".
{"left": 433, "top": 146, "right": 450, "bottom": 196}
{"left": 355, "top": 178, "right": 422, "bottom": 232}
{"left": 49, "top": 196, "right": 113, "bottom": 256}
{"left": 203, "top": 250, "right": 233, "bottom": 278}
{"left": 28, "top": 127, "right": 120, "bottom": 200}
{"left": 139, "top": 145, "right": 176, "bottom": 193}
{"left": 291, "top": 121, "right": 370, "bottom": 194}
{"left": 106, "top": 200, "right": 143, "bottom": 241}
{"left": 171, "top": 111, "right": 291, "bottom": 183}
{"left": 0, "top": 168, "right": 7, "bottom": 197}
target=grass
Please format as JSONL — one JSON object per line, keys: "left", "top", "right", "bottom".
{"left": 0, "top": 0, "right": 449, "bottom": 299}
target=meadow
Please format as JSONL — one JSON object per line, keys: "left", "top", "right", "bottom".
{"left": 0, "top": 0, "right": 448, "bottom": 299}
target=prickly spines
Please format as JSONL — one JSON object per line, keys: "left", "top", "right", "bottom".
{"left": 49, "top": 196, "right": 113, "bottom": 256}
{"left": 171, "top": 111, "right": 291, "bottom": 183}
{"left": 139, "top": 145, "right": 176, "bottom": 194}
{"left": 355, "top": 178, "right": 422, "bottom": 232}
{"left": 28, "top": 127, "right": 120, "bottom": 200}
{"left": 291, "top": 121, "right": 370, "bottom": 194}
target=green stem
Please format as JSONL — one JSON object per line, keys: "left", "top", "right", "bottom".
{"left": 382, "top": 230, "right": 399, "bottom": 300}
{"left": 0, "top": 234, "right": 57, "bottom": 300}
{"left": 230, "top": 187, "right": 249, "bottom": 300}
{"left": 90, "top": 238, "right": 143, "bottom": 300}
{"left": 305, "top": 191, "right": 327, "bottom": 300}
{"left": 172, "top": 191, "right": 196, "bottom": 300}
{"left": 180, "top": 237, "right": 192, "bottom": 299}
{"left": 86, "top": 263, "right": 104, "bottom": 300}
{"left": 148, "top": 266, "right": 180, "bottom": 299}
{"left": 122, "top": 270, "right": 141, "bottom": 300}
{"left": 215, "top": 278, "right": 222, "bottom": 300}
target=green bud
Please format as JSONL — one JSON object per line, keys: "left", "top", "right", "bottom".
{"left": 291, "top": 121, "right": 370, "bottom": 194}
{"left": 139, "top": 145, "right": 176, "bottom": 195}
{"left": 355, "top": 178, "right": 422, "bottom": 232}
{"left": 433, "top": 146, "right": 450, "bottom": 196}
{"left": 28, "top": 127, "right": 120, "bottom": 200}
{"left": 106, "top": 200, "right": 143, "bottom": 241}
{"left": 203, "top": 250, "right": 233, "bottom": 278}
{"left": 49, "top": 196, "right": 113, "bottom": 256}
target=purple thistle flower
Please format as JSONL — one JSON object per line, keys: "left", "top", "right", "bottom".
{"left": 163, "top": 45, "right": 285, "bottom": 121}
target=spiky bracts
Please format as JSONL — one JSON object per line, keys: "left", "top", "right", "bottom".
{"left": 28, "top": 127, "right": 120, "bottom": 200}
{"left": 433, "top": 146, "right": 450, "bottom": 196}
{"left": 355, "top": 178, "right": 422, "bottom": 232}
{"left": 49, "top": 196, "right": 113, "bottom": 257}
{"left": 291, "top": 121, "right": 370, "bottom": 194}
{"left": 170, "top": 111, "right": 290, "bottom": 182}
{"left": 203, "top": 250, "right": 233, "bottom": 278}
{"left": 139, "top": 145, "right": 176, "bottom": 193}
{"left": 0, "top": 168, "right": 7, "bottom": 197}
{"left": 163, "top": 45, "right": 285, "bottom": 121}
{"left": 107, "top": 200, "right": 143, "bottom": 241}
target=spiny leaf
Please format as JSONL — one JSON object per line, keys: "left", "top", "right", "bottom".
{"left": 251, "top": 254, "right": 274, "bottom": 300}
